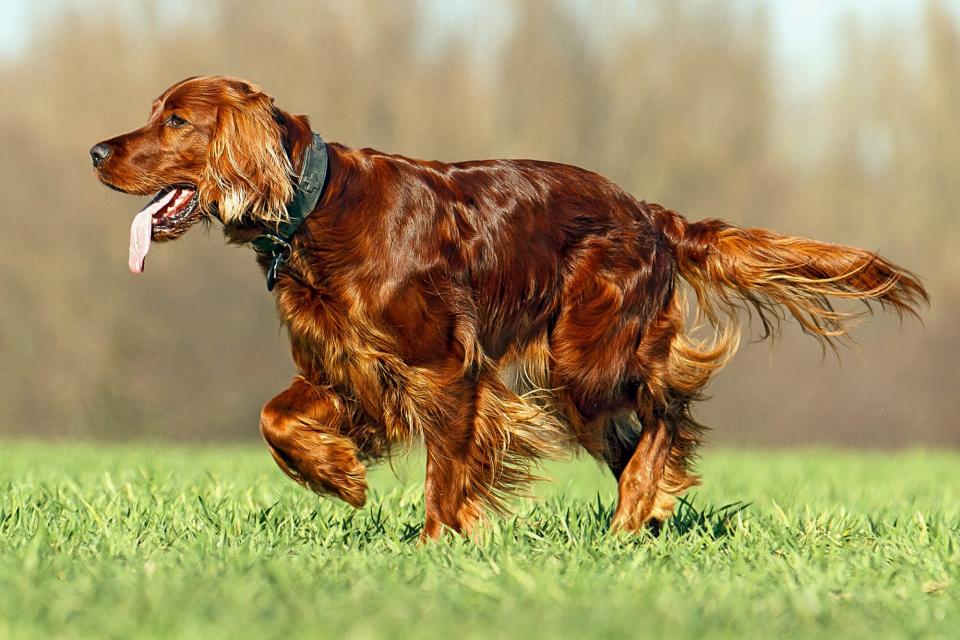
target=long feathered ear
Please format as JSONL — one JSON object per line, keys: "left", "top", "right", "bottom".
{"left": 272, "top": 106, "right": 314, "bottom": 176}
{"left": 200, "top": 84, "right": 295, "bottom": 226}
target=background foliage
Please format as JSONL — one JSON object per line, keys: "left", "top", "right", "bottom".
{"left": 0, "top": 0, "right": 957, "bottom": 444}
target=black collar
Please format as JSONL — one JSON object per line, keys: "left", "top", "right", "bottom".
{"left": 251, "top": 133, "right": 329, "bottom": 290}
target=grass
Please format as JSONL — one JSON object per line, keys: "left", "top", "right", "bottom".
{"left": 0, "top": 442, "right": 957, "bottom": 640}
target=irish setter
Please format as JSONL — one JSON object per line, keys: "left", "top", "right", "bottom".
{"left": 91, "top": 76, "right": 926, "bottom": 539}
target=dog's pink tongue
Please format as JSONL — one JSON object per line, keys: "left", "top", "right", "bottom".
{"left": 128, "top": 208, "right": 152, "bottom": 273}
{"left": 128, "top": 189, "right": 177, "bottom": 274}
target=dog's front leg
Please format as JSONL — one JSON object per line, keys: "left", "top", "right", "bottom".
{"left": 420, "top": 377, "right": 488, "bottom": 541}
{"left": 418, "top": 372, "right": 558, "bottom": 541}
{"left": 259, "top": 376, "right": 368, "bottom": 507}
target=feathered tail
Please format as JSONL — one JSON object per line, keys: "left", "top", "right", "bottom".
{"left": 649, "top": 204, "right": 928, "bottom": 392}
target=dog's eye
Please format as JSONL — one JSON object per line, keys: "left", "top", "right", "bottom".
{"left": 166, "top": 114, "right": 188, "bottom": 128}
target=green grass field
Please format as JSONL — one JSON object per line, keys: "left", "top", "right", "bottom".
{"left": 0, "top": 442, "right": 957, "bottom": 639}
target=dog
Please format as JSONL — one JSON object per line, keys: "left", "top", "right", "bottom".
{"left": 91, "top": 76, "right": 927, "bottom": 539}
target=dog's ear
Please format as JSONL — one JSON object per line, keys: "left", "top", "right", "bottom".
{"left": 200, "top": 82, "right": 294, "bottom": 226}
{"left": 271, "top": 106, "right": 314, "bottom": 175}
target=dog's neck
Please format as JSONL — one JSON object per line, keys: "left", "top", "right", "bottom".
{"left": 248, "top": 133, "right": 330, "bottom": 290}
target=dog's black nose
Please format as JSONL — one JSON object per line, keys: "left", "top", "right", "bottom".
{"left": 90, "top": 143, "right": 112, "bottom": 168}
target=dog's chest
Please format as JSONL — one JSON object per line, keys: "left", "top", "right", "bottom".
{"left": 277, "top": 285, "right": 370, "bottom": 379}
{"left": 276, "top": 282, "right": 446, "bottom": 439}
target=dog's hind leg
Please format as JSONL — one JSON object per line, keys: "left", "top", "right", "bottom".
{"left": 608, "top": 414, "right": 671, "bottom": 532}
{"left": 603, "top": 411, "right": 644, "bottom": 480}
{"left": 260, "top": 376, "right": 369, "bottom": 508}
{"left": 608, "top": 410, "right": 703, "bottom": 533}
{"left": 604, "top": 273, "right": 713, "bottom": 532}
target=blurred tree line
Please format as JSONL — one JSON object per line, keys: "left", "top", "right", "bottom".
{"left": 0, "top": 0, "right": 956, "bottom": 445}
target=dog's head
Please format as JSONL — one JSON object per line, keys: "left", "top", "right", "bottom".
{"left": 90, "top": 76, "right": 311, "bottom": 271}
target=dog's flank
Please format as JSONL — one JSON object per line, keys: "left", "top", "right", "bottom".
{"left": 91, "top": 76, "right": 927, "bottom": 540}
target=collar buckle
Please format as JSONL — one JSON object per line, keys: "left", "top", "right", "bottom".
{"left": 256, "top": 234, "right": 292, "bottom": 292}
{"left": 266, "top": 250, "right": 285, "bottom": 291}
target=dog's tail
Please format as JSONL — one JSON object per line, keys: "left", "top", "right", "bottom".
{"left": 648, "top": 203, "right": 928, "bottom": 393}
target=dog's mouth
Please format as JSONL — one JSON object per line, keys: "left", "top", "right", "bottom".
{"left": 128, "top": 185, "right": 202, "bottom": 274}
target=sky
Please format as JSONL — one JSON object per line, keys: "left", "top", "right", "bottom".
{"left": 770, "top": 0, "right": 953, "bottom": 85}
{"left": 1, "top": 0, "right": 958, "bottom": 85}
